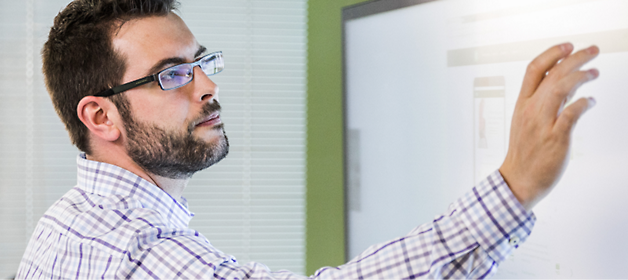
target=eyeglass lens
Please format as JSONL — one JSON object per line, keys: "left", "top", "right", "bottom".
{"left": 158, "top": 52, "right": 224, "bottom": 90}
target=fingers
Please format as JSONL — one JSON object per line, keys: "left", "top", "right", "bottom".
{"left": 554, "top": 97, "right": 596, "bottom": 135}
{"left": 539, "top": 45, "right": 599, "bottom": 120}
{"left": 520, "top": 43, "right": 573, "bottom": 99}
{"left": 547, "top": 68, "right": 599, "bottom": 117}
{"left": 546, "top": 46, "right": 599, "bottom": 81}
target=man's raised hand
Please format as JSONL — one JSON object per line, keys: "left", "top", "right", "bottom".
{"left": 499, "top": 43, "right": 599, "bottom": 211}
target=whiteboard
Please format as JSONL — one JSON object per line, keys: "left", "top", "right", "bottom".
{"left": 343, "top": 0, "right": 628, "bottom": 278}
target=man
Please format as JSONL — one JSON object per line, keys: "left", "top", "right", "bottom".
{"left": 16, "top": 0, "right": 599, "bottom": 278}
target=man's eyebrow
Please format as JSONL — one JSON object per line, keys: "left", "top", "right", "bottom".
{"left": 147, "top": 57, "right": 186, "bottom": 76}
{"left": 145, "top": 45, "right": 208, "bottom": 76}
{"left": 195, "top": 45, "right": 207, "bottom": 58}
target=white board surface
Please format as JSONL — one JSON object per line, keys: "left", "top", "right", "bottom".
{"left": 344, "top": 0, "right": 628, "bottom": 278}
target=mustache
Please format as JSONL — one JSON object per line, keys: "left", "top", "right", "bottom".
{"left": 187, "top": 100, "right": 222, "bottom": 134}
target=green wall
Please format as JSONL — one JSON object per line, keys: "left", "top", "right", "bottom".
{"left": 306, "top": 0, "right": 368, "bottom": 275}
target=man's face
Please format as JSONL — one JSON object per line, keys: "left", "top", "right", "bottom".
{"left": 112, "top": 13, "right": 228, "bottom": 179}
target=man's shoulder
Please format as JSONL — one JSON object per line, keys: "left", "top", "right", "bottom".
{"left": 40, "top": 186, "right": 182, "bottom": 248}
{"left": 21, "top": 189, "right": 227, "bottom": 280}
{"left": 44, "top": 185, "right": 152, "bottom": 222}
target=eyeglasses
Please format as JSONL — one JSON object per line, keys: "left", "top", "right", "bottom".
{"left": 94, "top": 51, "right": 224, "bottom": 97}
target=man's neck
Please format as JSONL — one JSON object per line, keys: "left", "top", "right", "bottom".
{"left": 144, "top": 173, "right": 189, "bottom": 200}
{"left": 85, "top": 152, "right": 189, "bottom": 200}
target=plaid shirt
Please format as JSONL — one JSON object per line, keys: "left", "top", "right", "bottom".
{"left": 16, "top": 154, "right": 535, "bottom": 279}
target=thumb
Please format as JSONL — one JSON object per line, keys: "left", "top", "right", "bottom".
{"left": 554, "top": 97, "right": 596, "bottom": 134}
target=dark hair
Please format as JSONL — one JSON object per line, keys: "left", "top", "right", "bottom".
{"left": 43, "top": 0, "right": 179, "bottom": 154}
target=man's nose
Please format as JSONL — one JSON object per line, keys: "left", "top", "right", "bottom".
{"left": 192, "top": 66, "right": 219, "bottom": 102}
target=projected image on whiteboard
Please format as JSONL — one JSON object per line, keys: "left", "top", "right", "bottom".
{"left": 446, "top": 2, "right": 628, "bottom": 278}
{"left": 345, "top": 0, "right": 628, "bottom": 278}
{"left": 473, "top": 76, "right": 506, "bottom": 184}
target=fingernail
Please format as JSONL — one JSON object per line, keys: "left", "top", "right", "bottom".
{"left": 588, "top": 97, "right": 597, "bottom": 108}
{"left": 587, "top": 45, "right": 599, "bottom": 55}
{"left": 560, "top": 43, "right": 573, "bottom": 53}
{"left": 588, "top": 68, "right": 599, "bottom": 79}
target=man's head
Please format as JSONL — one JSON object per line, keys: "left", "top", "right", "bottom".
{"left": 44, "top": 0, "right": 176, "bottom": 154}
{"left": 45, "top": 0, "right": 228, "bottom": 179}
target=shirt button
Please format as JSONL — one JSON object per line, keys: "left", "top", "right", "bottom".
{"left": 509, "top": 236, "right": 520, "bottom": 246}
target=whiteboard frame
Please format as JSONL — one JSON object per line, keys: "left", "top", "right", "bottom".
{"left": 341, "top": 0, "right": 438, "bottom": 261}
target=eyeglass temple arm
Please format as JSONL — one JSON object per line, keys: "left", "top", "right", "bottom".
{"left": 93, "top": 75, "right": 157, "bottom": 97}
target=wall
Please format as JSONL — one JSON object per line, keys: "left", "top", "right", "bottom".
{"left": 306, "top": 0, "right": 368, "bottom": 275}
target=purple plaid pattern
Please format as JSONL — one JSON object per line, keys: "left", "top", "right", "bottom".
{"left": 16, "top": 154, "right": 535, "bottom": 279}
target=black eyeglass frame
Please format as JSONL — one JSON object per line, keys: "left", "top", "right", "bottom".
{"left": 93, "top": 51, "right": 223, "bottom": 97}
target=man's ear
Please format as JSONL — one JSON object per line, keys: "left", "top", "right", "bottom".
{"left": 77, "top": 96, "right": 121, "bottom": 142}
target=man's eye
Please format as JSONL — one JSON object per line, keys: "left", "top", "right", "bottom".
{"left": 162, "top": 67, "right": 191, "bottom": 80}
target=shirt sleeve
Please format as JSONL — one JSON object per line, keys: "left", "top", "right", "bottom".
{"left": 121, "top": 170, "right": 535, "bottom": 279}
{"left": 311, "top": 170, "right": 536, "bottom": 279}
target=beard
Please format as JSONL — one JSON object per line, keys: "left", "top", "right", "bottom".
{"left": 120, "top": 100, "right": 229, "bottom": 179}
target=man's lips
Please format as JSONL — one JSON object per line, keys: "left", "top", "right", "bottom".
{"left": 195, "top": 112, "right": 222, "bottom": 127}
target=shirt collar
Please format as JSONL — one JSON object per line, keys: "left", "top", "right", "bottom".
{"left": 76, "top": 153, "right": 194, "bottom": 228}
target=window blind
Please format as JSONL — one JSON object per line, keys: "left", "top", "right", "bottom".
{"left": 0, "top": 0, "right": 307, "bottom": 276}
